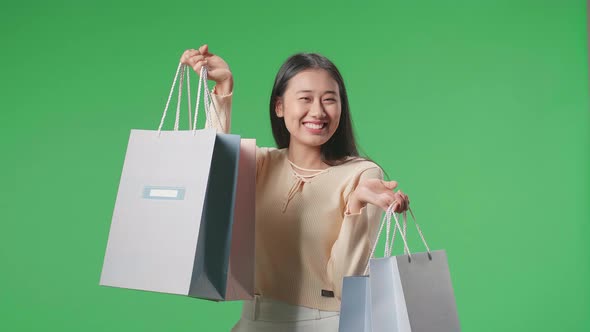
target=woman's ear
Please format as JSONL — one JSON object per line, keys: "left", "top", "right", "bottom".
{"left": 275, "top": 98, "right": 284, "bottom": 118}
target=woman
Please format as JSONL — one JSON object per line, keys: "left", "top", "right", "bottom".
{"left": 180, "top": 45, "right": 410, "bottom": 332}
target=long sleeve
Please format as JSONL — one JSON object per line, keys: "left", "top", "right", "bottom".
{"left": 205, "top": 87, "right": 233, "bottom": 134}
{"left": 326, "top": 166, "right": 384, "bottom": 301}
{"left": 207, "top": 87, "right": 273, "bottom": 183}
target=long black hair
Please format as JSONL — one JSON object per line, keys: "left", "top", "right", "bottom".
{"left": 269, "top": 53, "right": 360, "bottom": 166}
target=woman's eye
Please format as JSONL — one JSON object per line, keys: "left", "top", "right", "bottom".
{"left": 323, "top": 98, "right": 336, "bottom": 102}
{"left": 299, "top": 97, "right": 311, "bottom": 101}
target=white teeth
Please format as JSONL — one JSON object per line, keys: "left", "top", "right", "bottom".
{"left": 304, "top": 123, "right": 325, "bottom": 130}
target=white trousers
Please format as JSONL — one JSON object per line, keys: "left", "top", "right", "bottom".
{"left": 230, "top": 295, "right": 340, "bottom": 332}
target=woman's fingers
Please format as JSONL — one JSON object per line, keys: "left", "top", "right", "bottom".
{"left": 381, "top": 180, "right": 398, "bottom": 190}
{"left": 191, "top": 59, "right": 208, "bottom": 75}
{"left": 181, "top": 49, "right": 198, "bottom": 64}
{"left": 354, "top": 178, "right": 411, "bottom": 213}
{"left": 181, "top": 46, "right": 209, "bottom": 65}
{"left": 198, "top": 44, "right": 209, "bottom": 56}
{"left": 390, "top": 190, "right": 410, "bottom": 213}
{"left": 398, "top": 191, "right": 409, "bottom": 212}
{"left": 358, "top": 178, "right": 411, "bottom": 213}
{"left": 380, "top": 191, "right": 396, "bottom": 211}
{"left": 181, "top": 53, "right": 209, "bottom": 75}
{"left": 180, "top": 50, "right": 189, "bottom": 64}
{"left": 187, "top": 54, "right": 206, "bottom": 66}
{"left": 371, "top": 180, "right": 400, "bottom": 211}
{"left": 403, "top": 192, "right": 410, "bottom": 209}
{"left": 392, "top": 201, "right": 401, "bottom": 213}
{"left": 178, "top": 45, "right": 232, "bottom": 85}
{"left": 393, "top": 191, "right": 403, "bottom": 213}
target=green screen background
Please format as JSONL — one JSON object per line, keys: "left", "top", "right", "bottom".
{"left": 1, "top": 0, "right": 588, "bottom": 331}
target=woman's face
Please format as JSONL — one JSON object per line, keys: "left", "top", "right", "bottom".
{"left": 276, "top": 69, "right": 342, "bottom": 150}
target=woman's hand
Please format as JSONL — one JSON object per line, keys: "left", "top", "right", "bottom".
{"left": 180, "top": 44, "right": 233, "bottom": 95}
{"left": 348, "top": 179, "right": 409, "bottom": 214}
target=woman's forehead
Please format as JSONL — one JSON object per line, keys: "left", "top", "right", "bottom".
{"left": 287, "top": 69, "right": 339, "bottom": 93}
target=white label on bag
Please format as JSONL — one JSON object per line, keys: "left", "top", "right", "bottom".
{"left": 150, "top": 189, "right": 179, "bottom": 198}
{"left": 142, "top": 186, "right": 186, "bottom": 200}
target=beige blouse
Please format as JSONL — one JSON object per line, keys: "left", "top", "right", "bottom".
{"left": 207, "top": 89, "right": 383, "bottom": 311}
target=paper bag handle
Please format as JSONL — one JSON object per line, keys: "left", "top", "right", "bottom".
{"left": 364, "top": 205, "right": 432, "bottom": 275}
{"left": 156, "top": 63, "right": 222, "bottom": 135}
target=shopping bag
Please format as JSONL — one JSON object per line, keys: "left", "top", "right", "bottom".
{"left": 369, "top": 208, "right": 461, "bottom": 332}
{"left": 339, "top": 276, "right": 372, "bottom": 332}
{"left": 100, "top": 63, "right": 252, "bottom": 301}
{"left": 339, "top": 204, "right": 405, "bottom": 332}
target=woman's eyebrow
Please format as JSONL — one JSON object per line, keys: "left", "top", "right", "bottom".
{"left": 295, "top": 90, "right": 338, "bottom": 94}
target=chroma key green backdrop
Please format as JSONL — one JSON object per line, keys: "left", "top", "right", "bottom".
{"left": 0, "top": 0, "right": 588, "bottom": 331}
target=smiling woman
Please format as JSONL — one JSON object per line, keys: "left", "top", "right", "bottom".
{"left": 269, "top": 54, "right": 354, "bottom": 167}
{"left": 275, "top": 69, "right": 342, "bottom": 152}
{"left": 180, "top": 45, "right": 410, "bottom": 332}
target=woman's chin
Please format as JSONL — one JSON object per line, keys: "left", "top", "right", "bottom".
{"left": 291, "top": 136, "right": 329, "bottom": 149}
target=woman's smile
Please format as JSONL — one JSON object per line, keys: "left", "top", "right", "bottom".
{"left": 302, "top": 121, "right": 328, "bottom": 133}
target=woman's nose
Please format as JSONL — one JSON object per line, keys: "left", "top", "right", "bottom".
{"left": 309, "top": 100, "right": 326, "bottom": 118}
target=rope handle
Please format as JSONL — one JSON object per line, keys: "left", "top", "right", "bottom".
{"left": 195, "top": 66, "right": 224, "bottom": 134}
{"left": 157, "top": 62, "right": 183, "bottom": 134}
{"left": 364, "top": 202, "right": 408, "bottom": 275}
{"left": 363, "top": 203, "right": 432, "bottom": 275}
{"left": 157, "top": 63, "right": 223, "bottom": 135}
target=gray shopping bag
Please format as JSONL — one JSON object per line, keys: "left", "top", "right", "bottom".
{"left": 100, "top": 129, "right": 240, "bottom": 300}
{"left": 369, "top": 209, "right": 461, "bottom": 332}
{"left": 100, "top": 63, "right": 248, "bottom": 301}
{"left": 370, "top": 251, "right": 460, "bottom": 332}
{"left": 339, "top": 276, "right": 372, "bottom": 332}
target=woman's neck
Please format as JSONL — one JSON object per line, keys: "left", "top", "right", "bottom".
{"left": 287, "top": 142, "right": 330, "bottom": 170}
